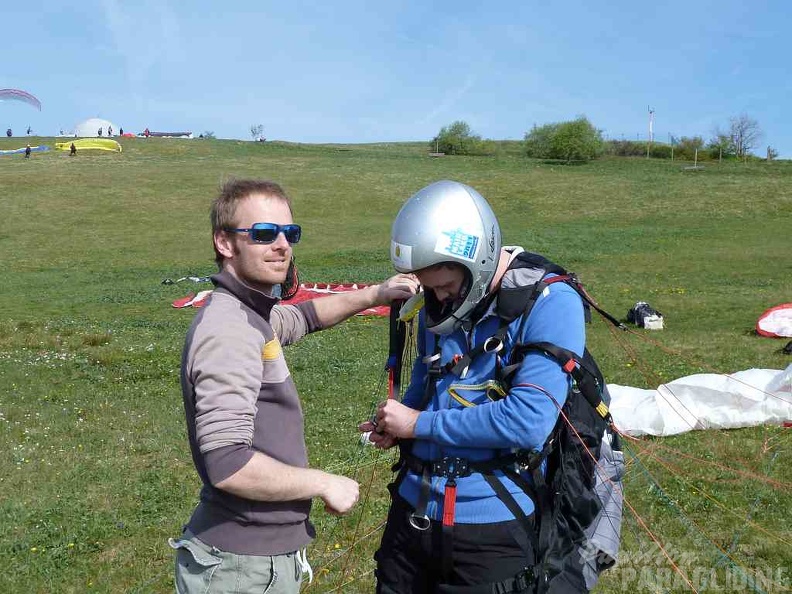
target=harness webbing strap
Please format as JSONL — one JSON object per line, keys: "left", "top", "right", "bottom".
{"left": 481, "top": 472, "right": 538, "bottom": 554}
{"left": 441, "top": 479, "right": 458, "bottom": 580}
{"left": 418, "top": 335, "right": 442, "bottom": 412}
{"left": 410, "top": 465, "right": 432, "bottom": 531}
{"left": 449, "top": 319, "right": 509, "bottom": 378}
{"left": 530, "top": 464, "right": 554, "bottom": 564}
{"left": 442, "top": 481, "right": 457, "bottom": 527}
{"left": 519, "top": 341, "right": 612, "bottom": 421}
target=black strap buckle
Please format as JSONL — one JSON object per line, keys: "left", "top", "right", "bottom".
{"left": 514, "top": 567, "right": 536, "bottom": 591}
{"left": 515, "top": 448, "right": 547, "bottom": 473}
{"left": 432, "top": 456, "right": 472, "bottom": 479}
{"left": 427, "top": 365, "right": 444, "bottom": 378}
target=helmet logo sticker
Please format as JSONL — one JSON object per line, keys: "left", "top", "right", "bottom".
{"left": 435, "top": 228, "right": 480, "bottom": 262}
{"left": 391, "top": 241, "right": 413, "bottom": 270}
{"left": 488, "top": 225, "right": 496, "bottom": 258}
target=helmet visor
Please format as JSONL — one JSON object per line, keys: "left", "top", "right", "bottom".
{"left": 423, "top": 271, "right": 472, "bottom": 333}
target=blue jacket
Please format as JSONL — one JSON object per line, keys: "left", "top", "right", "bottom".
{"left": 399, "top": 256, "right": 586, "bottom": 524}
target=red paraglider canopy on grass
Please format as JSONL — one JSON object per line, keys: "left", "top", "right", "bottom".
{"left": 756, "top": 303, "right": 792, "bottom": 338}
{"left": 288, "top": 283, "right": 390, "bottom": 316}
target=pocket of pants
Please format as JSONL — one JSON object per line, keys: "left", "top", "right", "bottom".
{"left": 169, "top": 537, "right": 223, "bottom": 594}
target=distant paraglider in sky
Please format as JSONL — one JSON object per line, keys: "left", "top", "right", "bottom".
{"left": 0, "top": 88, "right": 42, "bottom": 111}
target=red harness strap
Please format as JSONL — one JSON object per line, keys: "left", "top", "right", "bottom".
{"left": 442, "top": 479, "right": 458, "bottom": 527}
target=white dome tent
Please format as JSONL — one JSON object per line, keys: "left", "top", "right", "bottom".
{"left": 73, "top": 118, "right": 119, "bottom": 138}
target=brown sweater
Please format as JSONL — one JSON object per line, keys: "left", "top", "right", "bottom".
{"left": 180, "top": 270, "right": 323, "bottom": 555}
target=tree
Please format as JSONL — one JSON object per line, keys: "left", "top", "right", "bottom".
{"left": 250, "top": 124, "right": 265, "bottom": 141}
{"left": 707, "top": 131, "right": 734, "bottom": 161}
{"left": 675, "top": 136, "right": 705, "bottom": 161}
{"left": 524, "top": 122, "right": 559, "bottom": 158}
{"left": 433, "top": 121, "right": 481, "bottom": 155}
{"left": 523, "top": 116, "right": 603, "bottom": 163}
{"left": 728, "top": 114, "right": 762, "bottom": 158}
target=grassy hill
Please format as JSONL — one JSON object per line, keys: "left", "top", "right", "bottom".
{"left": 1, "top": 137, "right": 790, "bottom": 592}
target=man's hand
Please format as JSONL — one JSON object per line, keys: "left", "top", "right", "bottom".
{"left": 371, "top": 400, "right": 419, "bottom": 439}
{"left": 373, "top": 273, "right": 419, "bottom": 306}
{"left": 321, "top": 473, "right": 359, "bottom": 516}
{"left": 358, "top": 420, "right": 399, "bottom": 449}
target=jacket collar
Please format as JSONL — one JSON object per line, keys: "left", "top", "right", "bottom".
{"left": 211, "top": 269, "right": 279, "bottom": 319}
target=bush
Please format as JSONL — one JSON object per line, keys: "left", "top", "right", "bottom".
{"left": 432, "top": 121, "right": 487, "bottom": 156}
{"left": 604, "top": 140, "right": 646, "bottom": 157}
{"left": 470, "top": 139, "right": 497, "bottom": 156}
{"left": 649, "top": 143, "right": 672, "bottom": 159}
{"left": 524, "top": 123, "right": 559, "bottom": 158}
{"left": 524, "top": 117, "right": 603, "bottom": 163}
{"left": 674, "top": 136, "right": 706, "bottom": 161}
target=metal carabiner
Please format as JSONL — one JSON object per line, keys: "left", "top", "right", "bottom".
{"left": 409, "top": 513, "right": 431, "bottom": 531}
{"left": 482, "top": 336, "right": 504, "bottom": 354}
{"left": 422, "top": 352, "right": 442, "bottom": 365}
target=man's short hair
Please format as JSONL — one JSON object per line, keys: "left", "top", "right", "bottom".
{"left": 210, "top": 179, "right": 293, "bottom": 266}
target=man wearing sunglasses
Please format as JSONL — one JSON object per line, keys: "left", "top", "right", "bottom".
{"left": 171, "top": 179, "right": 418, "bottom": 594}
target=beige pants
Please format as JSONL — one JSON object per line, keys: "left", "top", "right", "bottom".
{"left": 169, "top": 531, "right": 304, "bottom": 594}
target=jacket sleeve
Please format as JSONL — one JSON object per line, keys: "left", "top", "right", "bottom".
{"left": 413, "top": 283, "right": 585, "bottom": 452}
{"left": 189, "top": 310, "right": 262, "bottom": 482}
{"left": 269, "top": 300, "right": 322, "bottom": 346}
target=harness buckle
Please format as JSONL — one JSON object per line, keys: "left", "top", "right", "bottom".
{"left": 432, "top": 456, "right": 471, "bottom": 479}
{"left": 515, "top": 449, "right": 543, "bottom": 472}
{"left": 514, "top": 567, "right": 536, "bottom": 591}
{"left": 422, "top": 352, "right": 441, "bottom": 365}
{"left": 408, "top": 513, "right": 431, "bottom": 531}
{"left": 483, "top": 336, "right": 504, "bottom": 354}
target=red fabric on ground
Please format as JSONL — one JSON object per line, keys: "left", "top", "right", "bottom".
{"left": 757, "top": 303, "right": 792, "bottom": 338}
{"left": 288, "top": 283, "right": 390, "bottom": 316}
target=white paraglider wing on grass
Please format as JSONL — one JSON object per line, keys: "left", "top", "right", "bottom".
{"left": 609, "top": 364, "right": 792, "bottom": 436}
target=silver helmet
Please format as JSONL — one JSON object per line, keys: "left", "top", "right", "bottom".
{"left": 390, "top": 180, "right": 501, "bottom": 334}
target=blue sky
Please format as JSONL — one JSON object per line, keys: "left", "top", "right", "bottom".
{"left": 3, "top": 1, "right": 791, "bottom": 156}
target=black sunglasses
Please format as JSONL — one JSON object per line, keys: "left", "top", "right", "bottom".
{"left": 224, "top": 222, "right": 302, "bottom": 244}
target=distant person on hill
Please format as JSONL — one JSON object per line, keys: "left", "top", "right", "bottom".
{"left": 108, "top": 125, "right": 113, "bottom": 136}
{"left": 6, "top": 128, "right": 11, "bottom": 137}
{"left": 24, "top": 144, "right": 31, "bottom": 159}
{"left": 26, "top": 126, "right": 31, "bottom": 135}
{"left": 70, "top": 142, "right": 77, "bottom": 156}
{"left": 144, "top": 127, "right": 150, "bottom": 138}
{"left": 97, "top": 127, "right": 103, "bottom": 137}
{"left": 170, "top": 178, "right": 418, "bottom": 594}
{"left": 119, "top": 127, "right": 124, "bottom": 136}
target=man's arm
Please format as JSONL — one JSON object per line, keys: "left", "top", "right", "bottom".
{"left": 214, "top": 452, "right": 359, "bottom": 515}
{"left": 310, "top": 273, "right": 418, "bottom": 328}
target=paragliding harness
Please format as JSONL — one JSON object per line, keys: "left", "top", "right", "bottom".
{"left": 390, "top": 252, "right": 625, "bottom": 593}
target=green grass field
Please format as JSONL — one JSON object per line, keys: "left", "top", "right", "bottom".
{"left": 1, "top": 137, "right": 790, "bottom": 593}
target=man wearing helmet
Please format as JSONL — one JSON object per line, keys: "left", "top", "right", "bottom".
{"left": 360, "top": 180, "right": 587, "bottom": 593}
